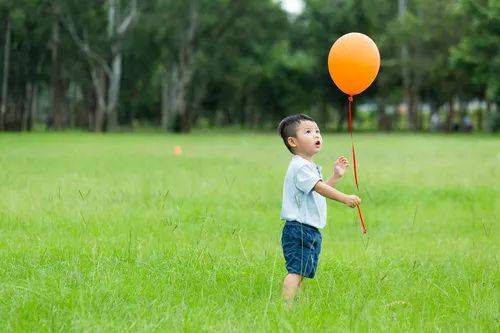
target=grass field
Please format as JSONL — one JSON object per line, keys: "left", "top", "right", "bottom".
{"left": 0, "top": 132, "right": 498, "bottom": 332}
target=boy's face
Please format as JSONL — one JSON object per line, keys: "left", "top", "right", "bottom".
{"left": 287, "top": 120, "right": 322, "bottom": 157}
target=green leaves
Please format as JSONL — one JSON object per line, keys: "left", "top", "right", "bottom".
{"left": 0, "top": 0, "right": 498, "bottom": 131}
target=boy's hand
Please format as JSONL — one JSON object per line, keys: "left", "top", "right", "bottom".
{"left": 333, "top": 156, "right": 349, "bottom": 178}
{"left": 343, "top": 194, "right": 361, "bottom": 208}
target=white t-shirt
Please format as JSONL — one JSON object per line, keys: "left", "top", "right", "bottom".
{"left": 280, "top": 155, "right": 327, "bottom": 229}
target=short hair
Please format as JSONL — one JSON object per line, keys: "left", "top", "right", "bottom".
{"left": 277, "top": 114, "right": 315, "bottom": 153}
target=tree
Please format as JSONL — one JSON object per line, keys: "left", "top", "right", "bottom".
{"left": 50, "top": 1, "right": 63, "bottom": 129}
{"left": 0, "top": 10, "right": 11, "bottom": 130}
{"left": 62, "top": 0, "right": 138, "bottom": 132}
{"left": 0, "top": 0, "right": 51, "bottom": 131}
{"left": 452, "top": 0, "right": 500, "bottom": 131}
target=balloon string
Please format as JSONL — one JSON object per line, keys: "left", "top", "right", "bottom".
{"left": 348, "top": 96, "right": 359, "bottom": 190}
{"left": 348, "top": 95, "right": 367, "bottom": 234}
{"left": 356, "top": 204, "right": 367, "bottom": 234}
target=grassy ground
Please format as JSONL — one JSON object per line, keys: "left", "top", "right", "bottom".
{"left": 0, "top": 132, "right": 498, "bottom": 332}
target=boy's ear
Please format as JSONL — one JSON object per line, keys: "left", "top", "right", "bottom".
{"left": 287, "top": 136, "right": 297, "bottom": 148}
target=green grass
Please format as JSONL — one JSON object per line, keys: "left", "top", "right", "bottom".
{"left": 0, "top": 132, "right": 498, "bottom": 332}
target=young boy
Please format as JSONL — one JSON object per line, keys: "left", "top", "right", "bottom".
{"left": 278, "top": 114, "right": 361, "bottom": 302}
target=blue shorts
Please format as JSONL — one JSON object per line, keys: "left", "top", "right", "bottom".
{"left": 281, "top": 221, "right": 322, "bottom": 279}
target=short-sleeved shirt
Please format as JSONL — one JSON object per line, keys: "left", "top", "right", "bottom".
{"left": 280, "top": 155, "right": 327, "bottom": 229}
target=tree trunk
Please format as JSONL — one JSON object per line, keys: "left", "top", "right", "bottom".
{"left": 173, "top": 3, "right": 197, "bottom": 133}
{"left": 178, "top": 96, "right": 191, "bottom": 133}
{"left": 106, "top": 51, "right": 122, "bottom": 131}
{"left": 376, "top": 75, "right": 390, "bottom": 131}
{"left": 319, "top": 100, "right": 328, "bottom": 131}
{"left": 446, "top": 98, "right": 454, "bottom": 132}
{"left": 238, "top": 96, "right": 247, "bottom": 127}
{"left": 459, "top": 100, "right": 467, "bottom": 130}
{"left": 160, "top": 69, "right": 169, "bottom": 131}
{"left": 102, "top": 0, "right": 136, "bottom": 131}
{"left": 428, "top": 101, "right": 438, "bottom": 132}
{"left": 414, "top": 92, "right": 421, "bottom": 131}
{"left": 336, "top": 100, "right": 346, "bottom": 132}
{"left": 377, "top": 96, "right": 391, "bottom": 131}
{"left": 407, "top": 88, "right": 418, "bottom": 131}
{"left": 176, "top": 61, "right": 192, "bottom": 133}
{"left": 162, "top": 65, "right": 180, "bottom": 131}
{"left": 481, "top": 94, "right": 491, "bottom": 132}
{"left": 30, "top": 84, "right": 38, "bottom": 130}
{"left": 106, "top": 0, "right": 118, "bottom": 131}
{"left": 477, "top": 105, "right": 483, "bottom": 131}
{"left": 399, "top": 0, "right": 411, "bottom": 131}
{"left": 484, "top": 99, "right": 494, "bottom": 132}
{"left": 191, "top": 79, "right": 206, "bottom": 128}
{"left": 85, "top": 85, "right": 95, "bottom": 131}
{"left": 161, "top": 66, "right": 177, "bottom": 132}
{"left": 68, "top": 82, "right": 79, "bottom": 128}
{"left": 22, "top": 83, "right": 34, "bottom": 131}
{"left": 91, "top": 68, "right": 107, "bottom": 132}
{"left": 0, "top": 15, "right": 11, "bottom": 131}
{"left": 51, "top": 3, "right": 64, "bottom": 129}
{"left": 14, "top": 100, "right": 24, "bottom": 131}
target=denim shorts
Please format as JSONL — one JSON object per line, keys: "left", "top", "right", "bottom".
{"left": 281, "top": 221, "right": 322, "bottom": 279}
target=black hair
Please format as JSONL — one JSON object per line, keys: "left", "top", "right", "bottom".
{"left": 277, "top": 114, "right": 315, "bottom": 153}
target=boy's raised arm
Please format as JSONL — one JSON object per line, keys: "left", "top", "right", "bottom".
{"left": 325, "top": 156, "right": 349, "bottom": 187}
{"left": 313, "top": 181, "right": 361, "bottom": 208}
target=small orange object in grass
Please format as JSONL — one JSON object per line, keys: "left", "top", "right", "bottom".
{"left": 173, "top": 146, "right": 182, "bottom": 155}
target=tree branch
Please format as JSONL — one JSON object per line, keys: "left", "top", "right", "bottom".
{"left": 60, "top": 13, "right": 112, "bottom": 76}
{"left": 212, "top": 0, "right": 246, "bottom": 42}
{"left": 117, "top": 0, "right": 138, "bottom": 35}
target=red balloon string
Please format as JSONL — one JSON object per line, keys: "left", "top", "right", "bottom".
{"left": 348, "top": 95, "right": 367, "bottom": 234}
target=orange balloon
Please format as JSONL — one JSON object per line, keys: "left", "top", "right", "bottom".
{"left": 328, "top": 32, "right": 380, "bottom": 96}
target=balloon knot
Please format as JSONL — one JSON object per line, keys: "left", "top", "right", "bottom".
{"left": 348, "top": 96, "right": 353, "bottom": 102}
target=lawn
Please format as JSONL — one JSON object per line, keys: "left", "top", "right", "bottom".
{"left": 0, "top": 132, "right": 498, "bottom": 332}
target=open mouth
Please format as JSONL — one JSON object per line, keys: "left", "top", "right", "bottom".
{"left": 315, "top": 140, "right": 321, "bottom": 147}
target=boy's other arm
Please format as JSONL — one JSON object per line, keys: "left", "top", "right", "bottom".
{"left": 324, "top": 175, "right": 342, "bottom": 187}
{"left": 325, "top": 156, "right": 349, "bottom": 187}
{"left": 313, "top": 181, "right": 361, "bottom": 208}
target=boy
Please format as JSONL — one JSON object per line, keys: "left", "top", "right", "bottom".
{"left": 278, "top": 114, "right": 361, "bottom": 302}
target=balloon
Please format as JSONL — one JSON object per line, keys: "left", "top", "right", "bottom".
{"left": 328, "top": 32, "right": 380, "bottom": 96}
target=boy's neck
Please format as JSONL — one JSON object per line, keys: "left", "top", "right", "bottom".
{"left": 295, "top": 152, "right": 314, "bottom": 162}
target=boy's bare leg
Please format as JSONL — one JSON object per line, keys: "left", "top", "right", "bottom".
{"left": 282, "top": 273, "right": 303, "bottom": 302}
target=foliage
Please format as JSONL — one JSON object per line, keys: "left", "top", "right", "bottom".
{"left": 0, "top": 0, "right": 498, "bottom": 132}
